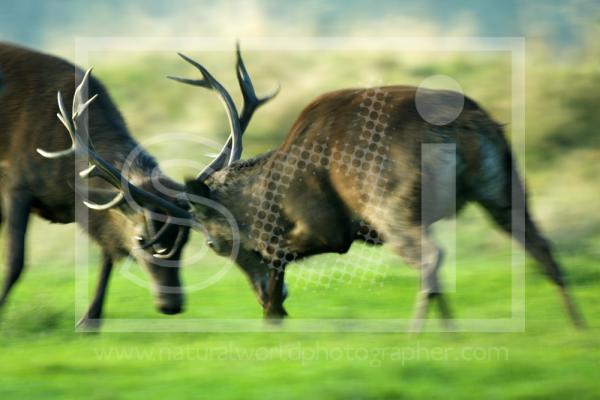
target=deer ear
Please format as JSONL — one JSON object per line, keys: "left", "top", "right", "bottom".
{"left": 184, "top": 179, "right": 211, "bottom": 216}
{"left": 184, "top": 178, "right": 210, "bottom": 198}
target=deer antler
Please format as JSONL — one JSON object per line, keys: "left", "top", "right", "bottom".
{"left": 168, "top": 43, "right": 279, "bottom": 181}
{"left": 37, "top": 68, "right": 191, "bottom": 257}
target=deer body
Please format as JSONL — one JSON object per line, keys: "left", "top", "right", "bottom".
{"left": 188, "top": 86, "right": 585, "bottom": 328}
{"left": 0, "top": 43, "right": 189, "bottom": 327}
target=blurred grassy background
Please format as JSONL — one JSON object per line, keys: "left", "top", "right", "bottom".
{"left": 1, "top": 1, "right": 600, "bottom": 399}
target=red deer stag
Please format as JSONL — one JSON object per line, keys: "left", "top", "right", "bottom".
{"left": 0, "top": 43, "right": 200, "bottom": 328}
{"left": 172, "top": 49, "right": 585, "bottom": 330}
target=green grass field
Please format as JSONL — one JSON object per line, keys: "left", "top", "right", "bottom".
{"left": 1, "top": 44, "right": 600, "bottom": 399}
{"left": 0, "top": 213, "right": 599, "bottom": 399}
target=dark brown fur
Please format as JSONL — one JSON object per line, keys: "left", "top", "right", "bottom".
{"left": 0, "top": 43, "right": 189, "bottom": 327}
{"left": 187, "top": 85, "right": 585, "bottom": 328}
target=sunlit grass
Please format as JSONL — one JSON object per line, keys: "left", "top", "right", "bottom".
{"left": 1, "top": 45, "right": 599, "bottom": 398}
{"left": 0, "top": 239, "right": 598, "bottom": 399}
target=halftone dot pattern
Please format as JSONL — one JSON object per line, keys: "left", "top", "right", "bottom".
{"left": 247, "top": 88, "right": 393, "bottom": 290}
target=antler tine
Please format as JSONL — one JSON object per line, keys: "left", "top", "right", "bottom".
{"left": 195, "top": 45, "right": 280, "bottom": 177}
{"left": 37, "top": 69, "right": 191, "bottom": 223}
{"left": 168, "top": 53, "right": 243, "bottom": 167}
{"left": 36, "top": 92, "right": 79, "bottom": 159}
{"left": 139, "top": 212, "right": 174, "bottom": 251}
{"left": 153, "top": 227, "right": 186, "bottom": 259}
{"left": 83, "top": 191, "right": 125, "bottom": 211}
{"left": 168, "top": 45, "right": 278, "bottom": 181}
{"left": 235, "top": 42, "right": 280, "bottom": 131}
{"left": 72, "top": 68, "right": 98, "bottom": 128}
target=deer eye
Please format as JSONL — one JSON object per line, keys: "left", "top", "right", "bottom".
{"left": 206, "top": 240, "right": 216, "bottom": 250}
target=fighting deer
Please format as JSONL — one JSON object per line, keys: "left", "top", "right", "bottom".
{"left": 2, "top": 43, "right": 276, "bottom": 329}
{"left": 172, "top": 49, "right": 586, "bottom": 330}
{"left": 29, "top": 43, "right": 584, "bottom": 330}
{"left": 0, "top": 43, "right": 198, "bottom": 328}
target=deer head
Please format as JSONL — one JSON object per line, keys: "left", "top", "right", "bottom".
{"left": 169, "top": 44, "right": 285, "bottom": 307}
{"left": 37, "top": 68, "right": 192, "bottom": 314}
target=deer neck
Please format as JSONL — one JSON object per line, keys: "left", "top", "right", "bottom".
{"left": 205, "top": 150, "right": 294, "bottom": 236}
{"left": 205, "top": 149, "right": 354, "bottom": 260}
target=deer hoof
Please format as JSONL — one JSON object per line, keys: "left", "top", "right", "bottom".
{"left": 77, "top": 315, "right": 102, "bottom": 332}
{"left": 264, "top": 304, "right": 288, "bottom": 320}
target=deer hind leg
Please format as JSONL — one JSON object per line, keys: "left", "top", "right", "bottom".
{"left": 0, "top": 190, "right": 32, "bottom": 310}
{"left": 522, "top": 223, "right": 586, "bottom": 328}
{"left": 480, "top": 196, "right": 586, "bottom": 328}
{"left": 77, "top": 251, "right": 113, "bottom": 331}
{"left": 387, "top": 226, "right": 454, "bottom": 332}
{"left": 475, "top": 147, "right": 586, "bottom": 327}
